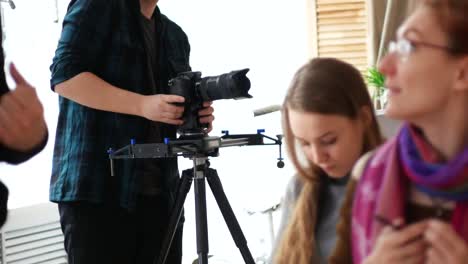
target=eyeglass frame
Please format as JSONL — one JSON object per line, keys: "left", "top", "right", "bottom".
{"left": 387, "top": 38, "right": 461, "bottom": 62}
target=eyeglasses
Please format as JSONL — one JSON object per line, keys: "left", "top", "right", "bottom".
{"left": 387, "top": 38, "right": 455, "bottom": 62}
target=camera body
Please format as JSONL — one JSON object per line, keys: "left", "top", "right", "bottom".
{"left": 168, "top": 68, "right": 252, "bottom": 137}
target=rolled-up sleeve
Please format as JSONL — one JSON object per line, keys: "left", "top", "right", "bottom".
{"left": 50, "top": 0, "right": 113, "bottom": 91}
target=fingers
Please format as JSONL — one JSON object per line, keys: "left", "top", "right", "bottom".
{"left": 425, "top": 222, "right": 452, "bottom": 259}
{"left": 389, "top": 220, "right": 428, "bottom": 247}
{"left": 0, "top": 92, "right": 24, "bottom": 115}
{"left": 0, "top": 93, "right": 32, "bottom": 130}
{"left": 9, "top": 63, "right": 29, "bottom": 87}
{"left": 371, "top": 221, "right": 429, "bottom": 264}
{"left": 392, "top": 237, "right": 427, "bottom": 261}
{"left": 6, "top": 87, "right": 44, "bottom": 121}
{"left": 0, "top": 65, "right": 46, "bottom": 151}
{"left": 8, "top": 65, "right": 41, "bottom": 111}
{"left": 199, "top": 114, "right": 214, "bottom": 124}
{"left": 426, "top": 245, "right": 445, "bottom": 264}
{"left": 160, "top": 117, "right": 183, "bottom": 126}
{"left": 158, "top": 99, "right": 184, "bottom": 122}
{"left": 161, "top": 106, "right": 184, "bottom": 119}
{"left": 161, "top": 114, "right": 183, "bottom": 125}
{"left": 198, "top": 106, "right": 214, "bottom": 117}
{"left": 159, "top": 104, "right": 183, "bottom": 124}
{"left": 0, "top": 96, "right": 46, "bottom": 150}
{"left": 425, "top": 220, "right": 468, "bottom": 262}
{"left": 161, "top": 94, "right": 185, "bottom": 104}
{"left": 202, "top": 101, "right": 213, "bottom": 107}
{"left": 198, "top": 103, "right": 214, "bottom": 125}
{"left": 204, "top": 123, "right": 213, "bottom": 134}
{"left": 393, "top": 218, "right": 405, "bottom": 227}
{"left": 160, "top": 95, "right": 184, "bottom": 115}
{"left": 142, "top": 94, "right": 183, "bottom": 124}
{"left": 0, "top": 104, "right": 16, "bottom": 137}
{"left": 143, "top": 95, "right": 216, "bottom": 128}
{"left": 160, "top": 94, "right": 185, "bottom": 117}
{"left": 399, "top": 254, "right": 425, "bottom": 264}
{"left": 163, "top": 104, "right": 184, "bottom": 116}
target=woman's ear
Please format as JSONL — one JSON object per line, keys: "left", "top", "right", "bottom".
{"left": 358, "top": 105, "right": 372, "bottom": 128}
{"left": 454, "top": 57, "right": 468, "bottom": 92}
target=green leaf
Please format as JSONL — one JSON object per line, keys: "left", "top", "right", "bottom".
{"left": 365, "top": 66, "right": 386, "bottom": 88}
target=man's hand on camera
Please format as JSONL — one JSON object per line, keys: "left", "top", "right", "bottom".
{"left": 141, "top": 94, "right": 185, "bottom": 125}
{"left": 199, "top": 101, "right": 214, "bottom": 133}
{"left": 0, "top": 63, "right": 47, "bottom": 152}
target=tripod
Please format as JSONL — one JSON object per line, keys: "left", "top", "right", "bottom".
{"left": 155, "top": 156, "right": 255, "bottom": 264}
{"left": 108, "top": 132, "right": 283, "bottom": 264}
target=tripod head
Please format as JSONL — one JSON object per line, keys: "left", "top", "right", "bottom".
{"left": 107, "top": 129, "right": 284, "bottom": 176}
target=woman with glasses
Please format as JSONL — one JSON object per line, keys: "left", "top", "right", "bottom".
{"left": 336, "top": 0, "right": 468, "bottom": 263}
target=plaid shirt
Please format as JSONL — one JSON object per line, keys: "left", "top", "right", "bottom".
{"left": 49, "top": 0, "right": 191, "bottom": 209}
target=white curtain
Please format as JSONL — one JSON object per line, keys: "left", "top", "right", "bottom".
{"left": 367, "top": 0, "right": 418, "bottom": 66}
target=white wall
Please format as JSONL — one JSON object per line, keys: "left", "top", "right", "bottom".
{"left": 0, "top": 0, "right": 64, "bottom": 209}
{"left": 160, "top": 1, "right": 307, "bottom": 262}
{"left": 0, "top": 0, "right": 308, "bottom": 263}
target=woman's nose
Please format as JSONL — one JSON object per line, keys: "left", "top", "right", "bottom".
{"left": 310, "top": 146, "right": 329, "bottom": 164}
{"left": 378, "top": 53, "right": 398, "bottom": 80}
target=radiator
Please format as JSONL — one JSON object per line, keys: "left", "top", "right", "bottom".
{"left": 0, "top": 203, "right": 67, "bottom": 264}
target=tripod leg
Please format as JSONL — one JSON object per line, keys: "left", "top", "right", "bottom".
{"left": 206, "top": 169, "right": 256, "bottom": 264}
{"left": 194, "top": 177, "right": 209, "bottom": 264}
{"left": 155, "top": 169, "right": 193, "bottom": 264}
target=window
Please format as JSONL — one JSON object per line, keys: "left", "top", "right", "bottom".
{"left": 308, "top": 0, "right": 368, "bottom": 72}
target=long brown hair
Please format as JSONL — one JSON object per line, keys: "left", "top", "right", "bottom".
{"left": 274, "top": 58, "right": 383, "bottom": 264}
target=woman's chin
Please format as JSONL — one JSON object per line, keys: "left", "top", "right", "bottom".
{"left": 323, "top": 167, "right": 346, "bottom": 178}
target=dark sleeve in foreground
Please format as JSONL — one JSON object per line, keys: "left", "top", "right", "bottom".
{"left": 0, "top": 14, "right": 9, "bottom": 96}
{"left": 0, "top": 12, "right": 10, "bottom": 230}
{"left": 0, "top": 180, "right": 8, "bottom": 228}
{"left": 0, "top": 133, "right": 48, "bottom": 165}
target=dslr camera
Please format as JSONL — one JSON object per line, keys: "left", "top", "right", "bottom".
{"left": 168, "top": 68, "right": 252, "bottom": 137}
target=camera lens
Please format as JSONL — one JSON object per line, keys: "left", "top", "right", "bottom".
{"left": 197, "top": 69, "right": 252, "bottom": 101}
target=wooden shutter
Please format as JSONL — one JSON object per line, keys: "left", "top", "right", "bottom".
{"left": 311, "top": 0, "right": 368, "bottom": 72}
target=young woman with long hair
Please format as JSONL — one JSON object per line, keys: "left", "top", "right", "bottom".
{"left": 273, "top": 58, "right": 383, "bottom": 264}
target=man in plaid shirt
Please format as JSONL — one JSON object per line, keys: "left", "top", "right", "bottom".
{"left": 49, "top": 0, "right": 214, "bottom": 263}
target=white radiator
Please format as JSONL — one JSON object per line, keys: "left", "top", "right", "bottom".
{"left": 0, "top": 203, "right": 67, "bottom": 264}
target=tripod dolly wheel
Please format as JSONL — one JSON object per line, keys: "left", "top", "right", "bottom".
{"left": 276, "top": 160, "right": 285, "bottom": 168}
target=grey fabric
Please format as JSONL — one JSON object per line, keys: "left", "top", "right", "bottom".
{"left": 272, "top": 176, "right": 303, "bottom": 255}
{"left": 315, "top": 176, "right": 348, "bottom": 263}
{"left": 270, "top": 175, "right": 348, "bottom": 263}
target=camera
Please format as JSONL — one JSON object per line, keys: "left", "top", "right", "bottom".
{"left": 168, "top": 68, "right": 252, "bottom": 137}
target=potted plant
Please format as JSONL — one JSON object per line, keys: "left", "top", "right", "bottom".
{"left": 365, "top": 66, "right": 387, "bottom": 110}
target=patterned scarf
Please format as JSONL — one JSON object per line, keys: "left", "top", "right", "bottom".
{"left": 351, "top": 124, "right": 468, "bottom": 263}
